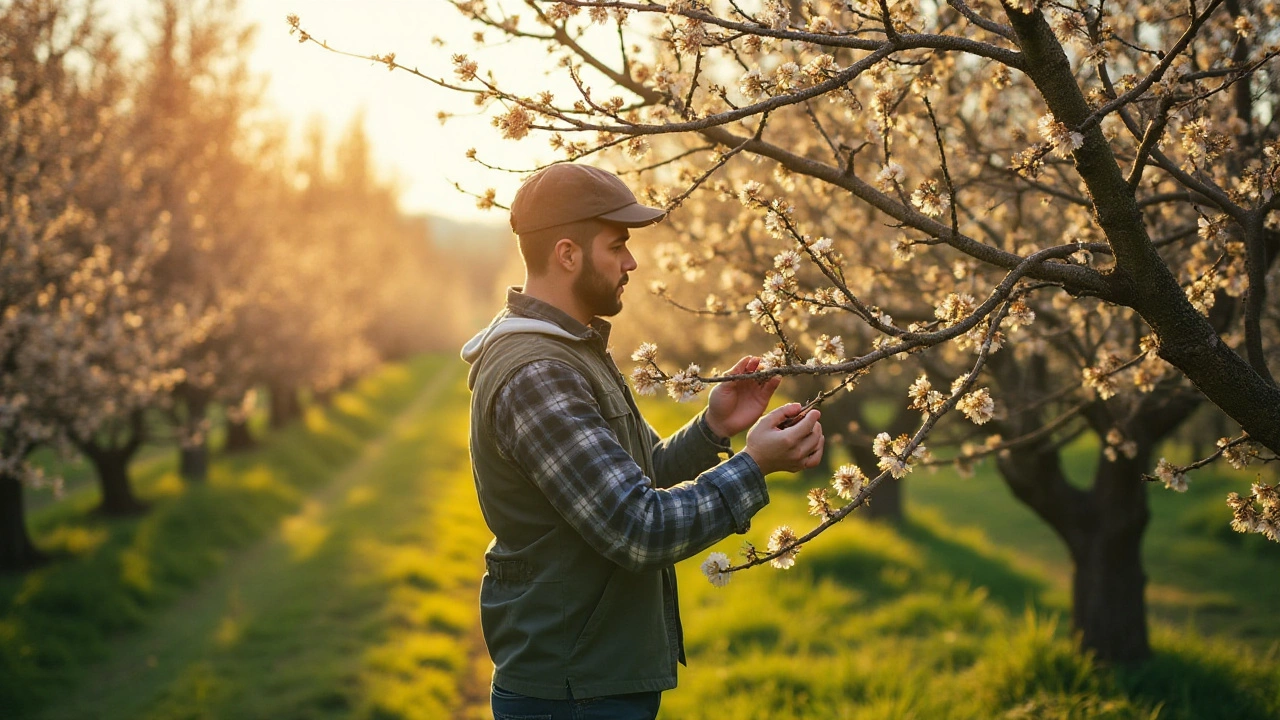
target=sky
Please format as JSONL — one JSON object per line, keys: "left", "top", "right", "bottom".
{"left": 110, "top": 0, "right": 564, "bottom": 224}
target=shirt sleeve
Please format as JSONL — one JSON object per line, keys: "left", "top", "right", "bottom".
{"left": 492, "top": 359, "right": 768, "bottom": 573}
{"left": 647, "top": 412, "right": 734, "bottom": 489}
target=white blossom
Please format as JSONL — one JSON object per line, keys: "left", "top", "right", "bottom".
{"left": 630, "top": 365, "right": 664, "bottom": 396}
{"left": 774, "top": 249, "right": 802, "bottom": 276}
{"left": 666, "top": 363, "right": 706, "bottom": 401}
{"left": 739, "top": 68, "right": 765, "bottom": 99}
{"left": 807, "top": 487, "right": 831, "bottom": 519}
{"left": 813, "top": 334, "right": 845, "bottom": 364}
{"left": 1154, "top": 458, "right": 1188, "bottom": 492}
{"left": 701, "top": 551, "right": 732, "bottom": 587}
{"left": 957, "top": 388, "right": 995, "bottom": 425}
{"left": 630, "top": 342, "right": 659, "bottom": 363}
{"left": 767, "top": 525, "right": 800, "bottom": 569}
{"left": 876, "top": 162, "right": 905, "bottom": 190}
{"left": 911, "top": 179, "right": 951, "bottom": 217}
{"left": 832, "top": 464, "right": 866, "bottom": 500}
{"left": 1037, "top": 113, "right": 1084, "bottom": 158}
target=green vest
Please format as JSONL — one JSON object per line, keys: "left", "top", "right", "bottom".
{"left": 467, "top": 320, "right": 683, "bottom": 699}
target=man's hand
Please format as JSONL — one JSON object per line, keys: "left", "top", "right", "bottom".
{"left": 743, "top": 403, "right": 825, "bottom": 476}
{"left": 705, "top": 356, "right": 782, "bottom": 439}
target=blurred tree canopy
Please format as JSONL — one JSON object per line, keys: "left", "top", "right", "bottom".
{"left": 1, "top": 0, "right": 493, "bottom": 572}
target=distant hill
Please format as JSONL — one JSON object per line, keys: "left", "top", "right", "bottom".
{"left": 424, "top": 214, "right": 511, "bottom": 255}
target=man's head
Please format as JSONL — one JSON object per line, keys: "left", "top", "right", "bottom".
{"left": 510, "top": 164, "right": 663, "bottom": 319}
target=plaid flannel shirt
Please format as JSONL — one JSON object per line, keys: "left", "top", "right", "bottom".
{"left": 490, "top": 300, "right": 768, "bottom": 573}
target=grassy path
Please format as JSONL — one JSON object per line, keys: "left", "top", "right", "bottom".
{"left": 34, "top": 360, "right": 491, "bottom": 720}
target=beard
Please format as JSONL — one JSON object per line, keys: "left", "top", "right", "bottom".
{"left": 573, "top": 259, "right": 626, "bottom": 318}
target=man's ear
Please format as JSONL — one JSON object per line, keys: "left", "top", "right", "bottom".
{"left": 552, "top": 237, "right": 580, "bottom": 272}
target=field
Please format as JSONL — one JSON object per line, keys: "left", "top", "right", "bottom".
{"left": 2, "top": 355, "right": 1277, "bottom": 719}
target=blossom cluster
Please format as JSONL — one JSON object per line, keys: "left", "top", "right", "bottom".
{"left": 873, "top": 432, "right": 927, "bottom": 479}
{"left": 1227, "top": 484, "right": 1279, "bottom": 542}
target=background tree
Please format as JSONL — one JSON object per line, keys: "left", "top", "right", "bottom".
{"left": 0, "top": 0, "right": 181, "bottom": 565}
{"left": 129, "top": 0, "right": 260, "bottom": 482}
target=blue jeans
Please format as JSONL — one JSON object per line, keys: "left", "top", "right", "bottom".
{"left": 491, "top": 684, "right": 661, "bottom": 720}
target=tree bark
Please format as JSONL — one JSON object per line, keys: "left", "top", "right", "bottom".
{"left": 180, "top": 443, "right": 209, "bottom": 483}
{"left": 176, "top": 385, "right": 211, "bottom": 483}
{"left": 79, "top": 410, "right": 148, "bottom": 516}
{"left": 820, "top": 391, "right": 911, "bottom": 523}
{"left": 988, "top": 353, "right": 1202, "bottom": 663}
{"left": 0, "top": 470, "right": 46, "bottom": 573}
{"left": 1067, "top": 453, "right": 1151, "bottom": 663}
{"left": 86, "top": 447, "right": 148, "bottom": 516}
{"left": 223, "top": 416, "right": 256, "bottom": 453}
{"left": 849, "top": 433, "right": 905, "bottom": 523}
{"left": 1002, "top": 3, "right": 1280, "bottom": 454}
{"left": 269, "top": 382, "right": 300, "bottom": 429}
{"left": 857, "top": 406, "right": 917, "bottom": 524}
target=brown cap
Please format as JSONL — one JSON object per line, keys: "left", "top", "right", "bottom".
{"left": 510, "top": 163, "right": 666, "bottom": 235}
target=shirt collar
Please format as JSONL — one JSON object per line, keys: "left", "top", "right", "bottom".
{"left": 505, "top": 287, "right": 613, "bottom": 346}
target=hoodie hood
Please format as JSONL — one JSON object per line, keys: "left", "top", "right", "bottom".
{"left": 461, "top": 313, "right": 585, "bottom": 389}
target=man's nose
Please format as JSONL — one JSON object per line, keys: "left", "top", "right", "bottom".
{"left": 623, "top": 250, "right": 638, "bottom": 273}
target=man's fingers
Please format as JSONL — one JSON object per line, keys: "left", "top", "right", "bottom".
{"left": 781, "top": 408, "right": 820, "bottom": 435}
{"left": 727, "top": 355, "right": 755, "bottom": 375}
{"left": 766, "top": 403, "right": 803, "bottom": 428}
{"left": 804, "top": 436, "right": 825, "bottom": 468}
{"left": 797, "top": 425, "right": 824, "bottom": 461}
{"left": 757, "top": 375, "right": 782, "bottom": 399}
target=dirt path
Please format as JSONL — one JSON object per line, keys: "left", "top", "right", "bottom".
{"left": 36, "top": 362, "right": 471, "bottom": 720}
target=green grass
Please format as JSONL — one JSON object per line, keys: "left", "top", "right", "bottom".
{"left": 901, "top": 437, "right": 1280, "bottom": 648}
{"left": 4, "top": 362, "right": 1278, "bottom": 719}
{"left": 0, "top": 355, "right": 460, "bottom": 717}
{"left": 633, "top": 395, "right": 1280, "bottom": 720}
{"left": 32, "top": 361, "right": 493, "bottom": 720}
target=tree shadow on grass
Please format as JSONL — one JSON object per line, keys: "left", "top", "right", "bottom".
{"left": 897, "top": 518, "right": 1051, "bottom": 615}
{"left": 800, "top": 517, "right": 1051, "bottom": 617}
{"left": 1115, "top": 647, "right": 1280, "bottom": 720}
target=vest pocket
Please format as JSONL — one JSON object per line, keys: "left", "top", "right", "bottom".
{"left": 598, "top": 387, "right": 632, "bottom": 421}
{"left": 568, "top": 568, "right": 668, "bottom": 684}
{"left": 480, "top": 576, "right": 566, "bottom": 671}
{"left": 598, "top": 388, "right": 643, "bottom": 477}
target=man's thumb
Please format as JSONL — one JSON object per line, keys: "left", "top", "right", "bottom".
{"left": 765, "top": 403, "right": 803, "bottom": 428}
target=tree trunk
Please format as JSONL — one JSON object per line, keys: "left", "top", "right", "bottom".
{"left": 180, "top": 444, "right": 209, "bottom": 483}
{"left": 312, "top": 387, "right": 334, "bottom": 408}
{"left": 80, "top": 410, "right": 148, "bottom": 516}
{"left": 269, "top": 382, "right": 300, "bottom": 429}
{"left": 864, "top": 471, "right": 904, "bottom": 522}
{"left": 0, "top": 470, "right": 46, "bottom": 572}
{"left": 1002, "top": 4, "right": 1280, "bottom": 455}
{"left": 848, "top": 435, "right": 904, "bottom": 522}
{"left": 846, "top": 403, "right": 916, "bottom": 524}
{"left": 995, "top": 442, "right": 1152, "bottom": 663}
{"left": 176, "top": 385, "right": 211, "bottom": 483}
{"left": 85, "top": 447, "right": 148, "bottom": 516}
{"left": 223, "top": 416, "right": 256, "bottom": 453}
{"left": 1067, "top": 454, "right": 1151, "bottom": 663}
{"left": 985, "top": 348, "right": 1207, "bottom": 663}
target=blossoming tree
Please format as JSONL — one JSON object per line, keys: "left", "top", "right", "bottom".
{"left": 295, "top": 0, "right": 1280, "bottom": 660}
{"left": 0, "top": 0, "right": 193, "bottom": 566}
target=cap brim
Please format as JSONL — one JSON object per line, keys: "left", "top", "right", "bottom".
{"left": 597, "top": 203, "right": 666, "bottom": 228}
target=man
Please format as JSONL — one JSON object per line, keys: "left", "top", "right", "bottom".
{"left": 461, "top": 163, "right": 825, "bottom": 720}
